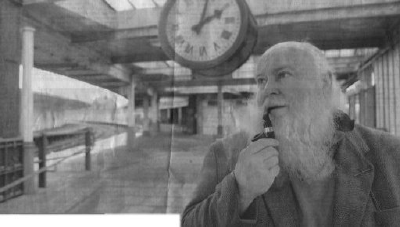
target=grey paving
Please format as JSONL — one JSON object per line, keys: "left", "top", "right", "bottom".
{"left": 0, "top": 129, "right": 214, "bottom": 214}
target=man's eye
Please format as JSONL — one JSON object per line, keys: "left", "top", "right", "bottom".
{"left": 256, "top": 77, "right": 267, "bottom": 87}
{"left": 277, "top": 71, "right": 291, "bottom": 79}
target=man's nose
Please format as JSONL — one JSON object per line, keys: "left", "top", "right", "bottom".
{"left": 262, "top": 78, "right": 279, "bottom": 96}
{"left": 257, "top": 78, "right": 279, "bottom": 105}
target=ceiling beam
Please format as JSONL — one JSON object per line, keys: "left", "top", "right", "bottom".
{"left": 254, "top": 37, "right": 384, "bottom": 55}
{"left": 24, "top": 0, "right": 399, "bottom": 47}
{"left": 99, "top": 81, "right": 130, "bottom": 87}
{"left": 70, "top": 1, "right": 400, "bottom": 44}
{"left": 25, "top": 16, "right": 132, "bottom": 84}
{"left": 71, "top": 26, "right": 158, "bottom": 43}
{"left": 247, "top": 0, "right": 400, "bottom": 14}
{"left": 316, "top": 38, "right": 385, "bottom": 50}
{"left": 65, "top": 2, "right": 400, "bottom": 54}
{"left": 53, "top": 0, "right": 116, "bottom": 28}
{"left": 149, "top": 78, "right": 256, "bottom": 89}
{"left": 138, "top": 66, "right": 192, "bottom": 77}
{"left": 69, "top": 74, "right": 116, "bottom": 82}
{"left": 327, "top": 56, "right": 368, "bottom": 70}
{"left": 334, "top": 67, "right": 358, "bottom": 74}
{"left": 111, "top": 0, "right": 400, "bottom": 31}
{"left": 34, "top": 62, "right": 79, "bottom": 70}
{"left": 22, "top": 0, "right": 63, "bottom": 5}
{"left": 147, "top": 68, "right": 357, "bottom": 90}
{"left": 116, "top": 7, "right": 162, "bottom": 30}
{"left": 256, "top": 2, "right": 400, "bottom": 26}
{"left": 60, "top": 69, "right": 95, "bottom": 75}
{"left": 111, "top": 50, "right": 168, "bottom": 63}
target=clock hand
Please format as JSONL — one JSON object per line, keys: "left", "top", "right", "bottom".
{"left": 192, "top": 0, "right": 209, "bottom": 34}
{"left": 199, "top": 0, "right": 209, "bottom": 25}
{"left": 192, "top": 3, "right": 230, "bottom": 34}
{"left": 214, "top": 3, "right": 230, "bottom": 18}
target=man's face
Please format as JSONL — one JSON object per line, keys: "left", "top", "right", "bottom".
{"left": 255, "top": 44, "right": 336, "bottom": 182}
{"left": 255, "top": 46, "right": 325, "bottom": 120}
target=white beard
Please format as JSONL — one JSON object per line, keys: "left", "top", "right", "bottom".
{"left": 272, "top": 91, "right": 337, "bottom": 183}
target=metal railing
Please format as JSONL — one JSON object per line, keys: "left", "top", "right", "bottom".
{"left": 35, "top": 127, "right": 94, "bottom": 188}
{"left": 0, "top": 127, "right": 94, "bottom": 203}
{"left": 0, "top": 137, "right": 24, "bottom": 203}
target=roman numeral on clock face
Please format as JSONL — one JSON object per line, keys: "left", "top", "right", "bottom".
{"left": 221, "top": 30, "right": 232, "bottom": 40}
{"left": 199, "top": 46, "right": 207, "bottom": 56}
{"left": 185, "top": 43, "right": 193, "bottom": 54}
{"left": 214, "top": 42, "right": 220, "bottom": 51}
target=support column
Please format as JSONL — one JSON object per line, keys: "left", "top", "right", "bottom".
{"left": 217, "top": 84, "right": 224, "bottom": 137}
{"left": 21, "top": 26, "right": 36, "bottom": 194}
{"left": 150, "top": 92, "right": 159, "bottom": 134}
{"left": 178, "top": 108, "right": 183, "bottom": 126}
{"left": 196, "top": 95, "right": 203, "bottom": 135}
{"left": 177, "top": 107, "right": 182, "bottom": 133}
{"left": 167, "top": 108, "right": 171, "bottom": 123}
{"left": 143, "top": 96, "right": 150, "bottom": 136}
{"left": 127, "top": 83, "right": 136, "bottom": 148}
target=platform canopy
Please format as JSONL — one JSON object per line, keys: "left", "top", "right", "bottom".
{"left": 20, "top": 0, "right": 400, "bottom": 96}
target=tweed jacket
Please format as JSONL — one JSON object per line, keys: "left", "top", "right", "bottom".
{"left": 182, "top": 122, "right": 400, "bottom": 226}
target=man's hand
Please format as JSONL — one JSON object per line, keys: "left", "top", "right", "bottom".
{"left": 234, "top": 139, "right": 280, "bottom": 214}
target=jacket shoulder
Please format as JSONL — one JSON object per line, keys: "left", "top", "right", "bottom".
{"left": 354, "top": 124, "right": 400, "bottom": 154}
{"left": 354, "top": 124, "right": 400, "bottom": 210}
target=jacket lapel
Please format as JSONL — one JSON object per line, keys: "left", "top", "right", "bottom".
{"left": 262, "top": 174, "right": 300, "bottom": 227}
{"left": 333, "top": 130, "right": 374, "bottom": 227}
{"left": 256, "top": 112, "right": 372, "bottom": 226}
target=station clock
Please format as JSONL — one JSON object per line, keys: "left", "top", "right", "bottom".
{"left": 159, "top": 0, "right": 257, "bottom": 77}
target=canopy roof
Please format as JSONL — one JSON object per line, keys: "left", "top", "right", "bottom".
{"left": 21, "top": 0, "right": 400, "bottom": 97}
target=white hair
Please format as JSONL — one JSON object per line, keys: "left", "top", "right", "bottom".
{"left": 260, "top": 41, "right": 346, "bottom": 111}
{"left": 242, "top": 41, "right": 347, "bottom": 182}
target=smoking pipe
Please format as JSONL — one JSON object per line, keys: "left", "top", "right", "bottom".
{"left": 251, "top": 113, "right": 275, "bottom": 141}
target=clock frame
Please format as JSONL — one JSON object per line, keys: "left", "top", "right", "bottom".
{"left": 195, "top": 11, "right": 258, "bottom": 77}
{"left": 159, "top": 0, "right": 251, "bottom": 70}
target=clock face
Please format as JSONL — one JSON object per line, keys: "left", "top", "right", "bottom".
{"left": 159, "top": 0, "right": 248, "bottom": 69}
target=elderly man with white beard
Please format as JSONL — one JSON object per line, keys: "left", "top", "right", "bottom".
{"left": 181, "top": 42, "right": 400, "bottom": 227}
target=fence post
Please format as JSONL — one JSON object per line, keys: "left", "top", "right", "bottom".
{"left": 85, "top": 129, "right": 91, "bottom": 171}
{"left": 38, "top": 133, "right": 47, "bottom": 188}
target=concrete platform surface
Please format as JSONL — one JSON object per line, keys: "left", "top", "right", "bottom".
{"left": 0, "top": 128, "right": 215, "bottom": 214}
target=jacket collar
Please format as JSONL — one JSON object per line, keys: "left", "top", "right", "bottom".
{"left": 261, "top": 112, "right": 374, "bottom": 226}
{"left": 334, "top": 110, "right": 355, "bottom": 132}
{"left": 332, "top": 124, "right": 374, "bottom": 226}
